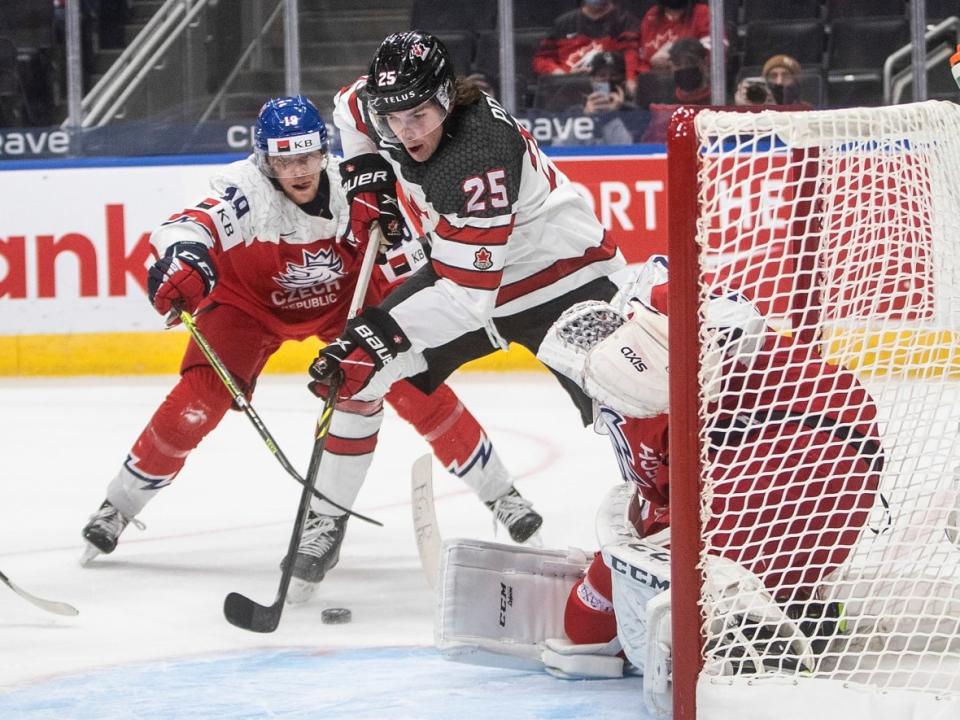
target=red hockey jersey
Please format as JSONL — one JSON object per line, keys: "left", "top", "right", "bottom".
{"left": 150, "top": 157, "right": 415, "bottom": 342}
{"left": 601, "top": 276, "right": 883, "bottom": 599}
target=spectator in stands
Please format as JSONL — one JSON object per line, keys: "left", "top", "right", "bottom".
{"left": 578, "top": 50, "right": 640, "bottom": 145}
{"left": 532, "top": 0, "right": 641, "bottom": 97}
{"left": 762, "top": 54, "right": 803, "bottom": 106}
{"left": 734, "top": 55, "right": 808, "bottom": 108}
{"left": 669, "top": 37, "right": 711, "bottom": 105}
{"left": 583, "top": 51, "right": 632, "bottom": 115}
{"left": 734, "top": 75, "right": 776, "bottom": 106}
{"left": 638, "top": 0, "right": 714, "bottom": 74}
{"left": 637, "top": 38, "right": 711, "bottom": 144}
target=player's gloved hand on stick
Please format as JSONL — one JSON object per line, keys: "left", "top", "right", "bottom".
{"left": 308, "top": 306, "right": 410, "bottom": 400}
{"left": 340, "top": 153, "right": 410, "bottom": 260}
{"left": 147, "top": 242, "right": 217, "bottom": 316}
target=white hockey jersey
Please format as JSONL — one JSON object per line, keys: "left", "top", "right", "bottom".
{"left": 333, "top": 78, "right": 625, "bottom": 353}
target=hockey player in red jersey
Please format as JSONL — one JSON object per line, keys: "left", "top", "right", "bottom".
{"left": 80, "top": 96, "right": 543, "bottom": 600}
{"left": 537, "top": 256, "right": 883, "bottom": 673}
{"left": 301, "top": 32, "right": 626, "bottom": 565}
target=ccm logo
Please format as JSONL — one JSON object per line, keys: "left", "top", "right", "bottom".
{"left": 498, "top": 582, "right": 513, "bottom": 627}
{"left": 620, "top": 346, "right": 647, "bottom": 371}
{"left": 609, "top": 555, "right": 670, "bottom": 592}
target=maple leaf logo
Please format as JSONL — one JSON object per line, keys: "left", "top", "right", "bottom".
{"left": 274, "top": 247, "right": 347, "bottom": 289}
{"left": 409, "top": 41, "right": 429, "bottom": 60}
{"left": 473, "top": 247, "right": 493, "bottom": 270}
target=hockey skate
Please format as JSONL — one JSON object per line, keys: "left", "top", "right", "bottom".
{"left": 486, "top": 487, "right": 543, "bottom": 544}
{"left": 286, "top": 511, "right": 349, "bottom": 605}
{"left": 80, "top": 500, "right": 143, "bottom": 565}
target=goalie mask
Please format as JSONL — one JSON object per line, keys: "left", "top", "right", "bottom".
{"left": 364, "top": 30, "right": 455, "bottom": 144}
{"left": 254, "top": 95, "right": 330, "bottom": 179}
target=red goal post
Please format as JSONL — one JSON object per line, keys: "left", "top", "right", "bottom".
{"left": 666, "top": 102, "right": 960, "bottom": 720}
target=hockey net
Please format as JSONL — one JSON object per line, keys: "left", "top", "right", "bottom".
{"left": 666, "top": 101, "right": 960, "bottom": 720}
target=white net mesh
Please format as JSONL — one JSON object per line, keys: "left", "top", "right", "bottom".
{"left": 691, "top": 101, "right": 960, "bottom": 703}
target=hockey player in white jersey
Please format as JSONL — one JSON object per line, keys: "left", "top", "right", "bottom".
{"left": 80, "top": 95, "right": 543, "bottom": 600}
{"left": 303, "top": 32, "right": 626, "bottom": 562}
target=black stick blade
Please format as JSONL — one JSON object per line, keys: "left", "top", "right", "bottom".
{"left": 223, "top": 592, "right": 282, "bottom": 633}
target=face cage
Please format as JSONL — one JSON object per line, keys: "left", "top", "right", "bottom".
{"left": 367, "top": 80, "right": 453, "bottom": 144}
{"left": 255, "top": 149, "right": 329, "bottom": 179}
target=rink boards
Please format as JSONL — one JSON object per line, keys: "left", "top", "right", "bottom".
{"left": 0, "top": 147, "right": 666, "bottom": 375}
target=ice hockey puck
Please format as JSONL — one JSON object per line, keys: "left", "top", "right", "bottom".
{"left": 321, "top": 607, "right": 352, "bottom": 624}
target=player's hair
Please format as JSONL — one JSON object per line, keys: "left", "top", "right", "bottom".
{"left": 453, "top": 75, "right": 485, "bottom": 108}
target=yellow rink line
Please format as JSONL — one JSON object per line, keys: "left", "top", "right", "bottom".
{"left": 8, "top": 328, "right": 960, "bottom": 378}
{"left": 0, "top": 331, "right": 546, "bottom": 376}
{"left": 821, "top": 328, "right": 960, "bottom": 378}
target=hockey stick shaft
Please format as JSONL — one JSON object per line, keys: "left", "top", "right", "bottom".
{"left": 0, "top": 569, "right": 78, "bottom": 617}
{"left": 178, "top": 310, "right": 381, "bottom": 527}
{"left": 224, "top": 232, "right": 383, "bottom": 632}
{"left": 411, "top": 453, "right": 441, "bottom": 589}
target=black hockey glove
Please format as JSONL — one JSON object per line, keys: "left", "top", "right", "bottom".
{"left": 340, "top": 153, "right": 410, "bottom": 259}
{"left": 147, "top": 242, "right": 217, "bottom": 316}
{"left": 308, "top": 306, "right": 411, "bottom": 400}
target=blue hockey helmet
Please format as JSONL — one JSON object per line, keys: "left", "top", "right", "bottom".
{"left": 254, "top": 95, "right": 329, "bottom": 178}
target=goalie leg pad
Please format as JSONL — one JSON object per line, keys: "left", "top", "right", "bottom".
{"left": 541, "top": 636, "right": 624, "bottom": 679}
{"left": 602, "top": 532, "right": 674, "bottom": 717}
{"left": 436, "top": 538, "right": 589, "bottom": 671}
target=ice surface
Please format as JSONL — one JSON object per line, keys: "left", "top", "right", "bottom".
{"left": 0, "top": 372, "right": 648, "bottom": 718}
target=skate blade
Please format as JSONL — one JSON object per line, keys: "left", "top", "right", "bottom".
{"left": 286, "top": 578, "right": 319, "bottom": 605}
{"left": 79, "top": 543, "right": 101, "bottom": 567}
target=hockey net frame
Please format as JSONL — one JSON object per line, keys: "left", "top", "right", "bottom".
{"left": 666, "top": 102, "right": 960, "bottom": 720}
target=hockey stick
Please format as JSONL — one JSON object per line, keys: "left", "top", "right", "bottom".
{"left": 223, "top": 230, "right": 383, "bottom": 633}
{"left": 178, "top": 310, "right": 381, "bottom": 527}
{"left": 0, "top": 569, "right": 79, "bottom": 617}
{"left": 411, "top": 453, "right": 441, "bottom": 589}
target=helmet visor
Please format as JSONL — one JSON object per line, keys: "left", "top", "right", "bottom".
{"left": 255, "top": 129, "right": 329, "bottom": 178}
{"left": 367, "top": 81, "right": 453, "bottom": 144}
{"left": 256, "top": 148, "right": 328, "bottom": 178}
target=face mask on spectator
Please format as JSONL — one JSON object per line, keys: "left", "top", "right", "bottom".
{"left": 674, "top": 67, "right": 703, "bottom": 91}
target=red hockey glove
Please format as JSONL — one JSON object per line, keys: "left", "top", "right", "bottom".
{"left": 308, "top": 306, "right": 411, "bottom": 400}
{"left": 340, "top": 153, "right": 410, "bottom": 260}
{"left": 147, "top": 242, "right": 217, "bottom": 315}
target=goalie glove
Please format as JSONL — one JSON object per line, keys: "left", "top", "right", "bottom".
{"left": 538, "top": 299, "right": 669, "bottom": 419}
{"left": 146, "top": 242, "right": 217, "bottom": 316}
{"left": 340, "top": 153, "right": 410, "bottom": 259}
